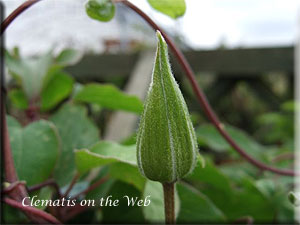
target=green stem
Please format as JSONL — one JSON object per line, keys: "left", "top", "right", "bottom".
{"left": 162, "top": 182, "right": 175, "bottom": 224}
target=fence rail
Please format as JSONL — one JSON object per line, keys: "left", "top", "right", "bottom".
{"left": 66, "top": 46, "right": 294, "bottom": 81}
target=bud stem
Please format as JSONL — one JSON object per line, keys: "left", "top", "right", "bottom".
{"left": 162, "top": 182, "right": 175, "bottom": 224}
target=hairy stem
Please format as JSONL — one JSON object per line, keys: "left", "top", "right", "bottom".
{"left": 163, "top": 183, "right": 175, "bottom": 224}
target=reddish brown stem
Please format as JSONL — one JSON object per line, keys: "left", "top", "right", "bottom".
{"left": 3, "top": 197, "right": 62, "bottom": 224}
{"left": 0, "top": 0, "right": 41, "bottom": 35}
{"left": 122, "top": 0, "right": 296, "bottom": 176}
{"left": 62, "top": 173, "right": 80, "bottom": 198}
{"left": 27, "top": 178, "right": 61, "bottom": 198}
{"left": 162, "top": 183, "right": 175, "bottom": 224}
{"left": 72, "top": 176, "right": 108, "bottom": 199}
{"left": 2, "top": 181, "right": 26, "bottom": 195}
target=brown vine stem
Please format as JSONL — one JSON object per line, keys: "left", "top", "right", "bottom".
{"left": 2, "top": 181, "right": 26, "bottom": 195}
{"left": 121, "top": 0, "right": 297, "bottom": 176}
{"left": 1, "top": 1, "right": 62, "bottom": 223}
{"left": 162, "top": 183, "right": 175, "bottom": 224}
{"left": 3, "top": 198, "right": 62, "bottom": 224}
{"left": 62, "top": 172, "right": 80, "bottom": 198}
{"left": 0, "top": 0, "right": 41, "bottom": 34}
{"left": 27, "top": 178, "right": 61, "bottom": 198}
{"left": 72, "top": 176, "right": 108, "bottom": 200}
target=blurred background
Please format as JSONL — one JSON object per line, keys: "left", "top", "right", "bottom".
{"left": 3, "top": 0, "right": 299, "bottom": 54}
{"left": 3, "top": 0, "right": 298, "bottom": 134}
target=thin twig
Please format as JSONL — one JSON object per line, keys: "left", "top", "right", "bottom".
{"left": 162, "top": 183, "right": 175, "bottom": 224}
{"left": 73, "top": 176, "right": 108, "bottom": 199}
{"left": 3, "top": 197, "right": 62, "bottom": 224}
{"left": 27, "top": 178, "right": 61, "bottom": 198}
{"left": 122, "top": 0, "right": 297, "bottom": 176}
{"left": 1, "top": 0, "right": 41, "bottom": 34}
{"left": 62, "top": 173, "right": 80, "bottom": 198}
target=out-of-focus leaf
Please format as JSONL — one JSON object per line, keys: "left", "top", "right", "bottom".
{"left": 143, "top": 181, "right": 180, "bottom": 223}
{"left": 257, "top": 112, "right": 293, "bottom": 143}
{"left": 196, "top": 124, "right": 267, "bottom": 160}
{"left": 176, "top": 183, "right": 226, "bottom": 223}
{"left": 74, "top": 83, "right": 143, "bottom": 113}
{"left": 227, "top": 177, "right": 274, "bottom": 222}
{"left": 75, "top": 141, "right": 136, "bottom": 174}
{"left": 5, "top": 51, "right": 53, "bottom": 99}
{"left": 7, "top": 118, "right": 59, "bottom": 186}
{"left": 109, "top": 162, "right": 145, "bottom": 191}
{"left": 61, "top": 181, "right": 90, "bottom": 198}
{"left": 29, "top": 187, "right": 53, "bottom": 210}
{"left": 49, "top": 103, "right": 99, "bottom": 186}
{"left": 86, "top": 0, "right": 115, "bottom": 22}
{"left": 3, "top": 205, "right": 28, "bottom": 224}
{"left": 102, "top": 181, "right": 145, "bottom": 223}
{"left": 288, "top": 192, "right": 300, "bottom": 206}
{"left": 8, "top": 89, "right": 28, "bottom": 109}
{"left": 6, "top": 115, "right": 21, "bottom": 128}
{"left": 86, "top": 166, "right": 115, "bottom": 200}
{"left": 41, "top": 71, "right": 74, "bottom": 111}
{"left": 147, "top": 0, "right": 186, "bottom": 19}
{"left": 55, "top": 49, "right": 81, "bottom": 66}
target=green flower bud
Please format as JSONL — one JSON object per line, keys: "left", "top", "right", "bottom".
{"left": 136, "top": 31, "right": 203, "bottom": 183}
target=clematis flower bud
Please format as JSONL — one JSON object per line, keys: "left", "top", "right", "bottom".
{"left": 136, "top": 31, "right": 203, "bottom": 183}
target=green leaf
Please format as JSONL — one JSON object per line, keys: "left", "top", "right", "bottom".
{"left": 7, "top": 118, "right": 60, "bottom": 186}
{"left": 41, "top": 71, "right": 74, "bottom": 111}
{"left": 86, "top": 0, "right": 115, "bottom": 22}
{"left": 196, "top": 124, "right": 229, "bottom": 152}
{"left": 49, "top": 103, "right": 99, "bottom": 186}
{"left": 55, "top": 49, "right": 81, "bottom": 66}
{"left": 3, "top": 204, "right": 28, "bottom": 224}
{"left": 6, "top": 115, "right": 21, "bottom": 129}
{"left": 186, "top": 159, "right": 233, "bottom": 199}
{"left": 74, "top": 83, "right": 143, "bottom": 113}
{"left": 109, "top": 162, "right": 145, "bottom": 191}
{"left": 143, "top": 181, "right": 180, "bottom": 223}
{"left": 61, "top": 181, "right": 89, "bottom": 198}
{"left": 196, "top": 124, "right": 267, "bottom": 159}
{"left": 102, "top": 181, "right": 145, "bottom": 223}
{"left": 288, "top": 192, "right": 300, "bottom": 206}
{"left": 5, "top": 51, "right": 53, "bottom": 99}
{"left": 147, "top": 0, "right": 186, "bottom": 19}
{"left": 86, "top": 166, "right": 115, "bottom": 200}
{"left": 75, "top": 141, "right": 136, "bottom": 174}
{"left": 29, "top": 187, "right": 53, "bottom": 210}
{"left": 176, "top": 183, "right": 226, "bottom": 223}
{"left": 8, "top": 89, "right": 28, "bottom": 109}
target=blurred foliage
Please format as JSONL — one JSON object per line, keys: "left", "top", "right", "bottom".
{"left": 3, "top": 43, "right": 296, "bottom": 224}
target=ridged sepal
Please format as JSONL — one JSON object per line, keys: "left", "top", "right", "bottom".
{"left": 136, "top": 31, "right": 203, "bottom": 183}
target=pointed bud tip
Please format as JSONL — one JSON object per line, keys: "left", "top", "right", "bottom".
{"left": 156, "top": 30, "right": 165, "bottom": 46}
